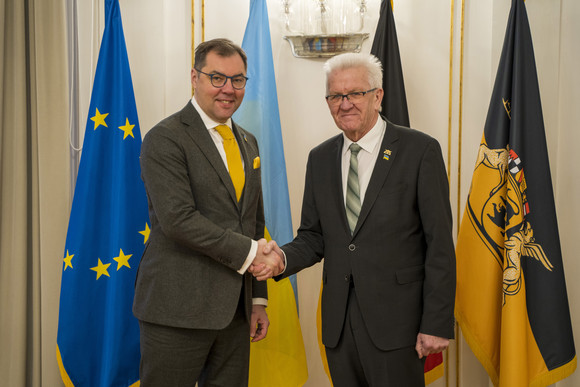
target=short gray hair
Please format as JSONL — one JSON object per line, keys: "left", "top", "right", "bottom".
{"left": 323, "top": 53, "right": 383, "bottom": 93}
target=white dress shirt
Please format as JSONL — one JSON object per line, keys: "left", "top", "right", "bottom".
{"left": 341, "top": 118, "right": 387, "bottom": 207}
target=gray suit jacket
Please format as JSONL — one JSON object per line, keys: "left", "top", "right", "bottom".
{"left": 133, "top": 102, "right": 267, "bottom": 330}
{"left": 277, "top": 119, "right": 455, "bottom": 351}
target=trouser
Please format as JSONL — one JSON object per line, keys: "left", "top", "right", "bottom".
{"left": 139, "top": 296, "right": 249, "bottom": 387}
{"left": 326, "top": 286, "right": 425, "bottom": 387}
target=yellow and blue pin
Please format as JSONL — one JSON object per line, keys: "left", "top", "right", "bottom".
{"left": 383, "top": 149, "right": 392, "bottom": 160}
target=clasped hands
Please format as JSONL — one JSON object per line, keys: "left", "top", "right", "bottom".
{"left": 248, "top": 239, "right": 284, "bottom": 281}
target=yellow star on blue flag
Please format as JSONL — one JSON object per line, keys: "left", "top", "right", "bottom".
{"left": 91, "top": 108, "right": 109, "bottom": 130}
{"left": 119, "top": 118, "right": 135, "bottom": 139}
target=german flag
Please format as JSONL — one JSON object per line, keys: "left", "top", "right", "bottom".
{"left": 455, "top": 0, "right": 576, "bottom": 385}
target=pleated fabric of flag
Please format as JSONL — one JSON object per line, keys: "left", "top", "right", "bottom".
{"left": 233, "top": 0, "right": 308, "bottom": 385}
{"left": 371, "top": 0, "right": 410, "bottom": 128}
{"left": 56, "top": 1, "right": 148, "bottom": 385}
{"left": 455, "top": 0, "right": 576, "bottom": 385}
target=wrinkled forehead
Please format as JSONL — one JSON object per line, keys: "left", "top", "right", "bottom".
{"left": 326, "top": 66, "right": 370, "bottom": 93}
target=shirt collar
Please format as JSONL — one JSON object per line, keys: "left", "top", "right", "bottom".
{"left": 342, "top": 117, "right": 386, "bottom": 156}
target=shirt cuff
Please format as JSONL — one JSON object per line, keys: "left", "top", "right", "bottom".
{"left": 280, "top": 248, "right": 288, "bottom": 274}
{"left": 237, "top": 239, "right": 258, "bottom": 274}
{"left": 252, "top": 297, "right": 268, "bottom": 307}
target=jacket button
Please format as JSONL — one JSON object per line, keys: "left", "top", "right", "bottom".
{"left": 348, "top": 244, "right": 356, "bottom": 251}
{"left": 344, "top": 274, "right": 350, "bottom": 282}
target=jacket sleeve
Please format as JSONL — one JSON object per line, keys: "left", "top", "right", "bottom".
{"left": 417, "top": 139, "right": 456, "bottom": 339}
{"left": 277, "top": 151, "right": 325, "bottom": 279}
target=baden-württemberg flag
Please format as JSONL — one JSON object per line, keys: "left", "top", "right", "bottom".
{"left": 56, "top": 0, "right": 148, "bottom": 385}
{"left": 233, "top": 0, "right": 308, "bottom": 386}
{"left": 455, "top": 0, "right": 576, "bottom": 385}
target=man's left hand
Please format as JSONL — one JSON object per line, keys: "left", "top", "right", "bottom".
{"left": 250, "top": 305, "right": 270, "bottom": 342}
{"left": 415, "top": 333, "right": 449, "bottom": 359}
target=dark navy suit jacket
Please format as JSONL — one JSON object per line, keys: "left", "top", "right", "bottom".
{"left": 278, "top": 119, "right": 456, "bottom": 351}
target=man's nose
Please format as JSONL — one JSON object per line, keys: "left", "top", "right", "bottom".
{"left": 339, "top": 96, "right": 354, "bottom": 108}
{"left": 221, "top": 78, "right": 236, "bottom": 93}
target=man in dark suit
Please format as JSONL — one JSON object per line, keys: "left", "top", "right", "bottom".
{"left": 133, "top": 38, "right": 283, "bottom": 387}
{"left": 256, "top": 53, "right": 455, "bottom": 386}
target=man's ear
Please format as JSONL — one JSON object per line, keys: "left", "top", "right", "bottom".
{"left": 375, "top": 87, "right": 385, "bottom": 110}
{"left": 191, "top": 68, "right": 198, "bottom": 90}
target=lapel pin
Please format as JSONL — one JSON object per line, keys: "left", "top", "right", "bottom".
{"left": 243, "top": 134, "right": 248, "bottom": 142}
{"left": 383, "top": 149, "right": 392, "bottom": 160}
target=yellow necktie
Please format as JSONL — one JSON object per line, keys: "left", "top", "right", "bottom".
{"left": 215, "top": 124, "right": 245, "bottom": 201}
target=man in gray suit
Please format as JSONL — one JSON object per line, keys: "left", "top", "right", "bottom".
{"left": 256, "top": 53, "right": 455, "bottom": 386}
{"left": 134, "top": 38, "right": 284, "bottom": 387}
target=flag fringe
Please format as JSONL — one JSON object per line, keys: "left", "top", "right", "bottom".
{"left": 57, "top": 345, "right": 141, "bottom": 387}
{"left": 57, "top": 345, "right": 75, "bottom": 387}
{"left": 458, "top": 306, "right": 577, "bottom": 386}
{"left": 529, "top": 356, "right": 577, "bottom": 387}
{"left": 455, "top": 310, "right": 500, "bottom": 385}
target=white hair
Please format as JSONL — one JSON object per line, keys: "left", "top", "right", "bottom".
{"left": 323, "top": 53, "right": 383, "bottom": 93}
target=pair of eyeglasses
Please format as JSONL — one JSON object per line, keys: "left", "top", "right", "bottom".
{"left": 195, "top": 69, "right": 248, "bottom": 89}
{"left": 325, "top": 88, "right": 377, "bottom": 105}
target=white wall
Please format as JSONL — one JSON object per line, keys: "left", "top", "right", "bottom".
{"left": 70, "top": 0, "right": 580, "bottom": 386}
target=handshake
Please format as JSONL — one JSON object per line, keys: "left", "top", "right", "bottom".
{"left": 248, "top": 239, "right": 284, "bottom": 281}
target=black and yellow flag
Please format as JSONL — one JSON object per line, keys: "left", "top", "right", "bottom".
{"left": 455, "top": 0, "right": 576, "bottom": 385}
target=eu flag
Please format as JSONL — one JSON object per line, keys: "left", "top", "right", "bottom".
{"left": 233, "top": 0, "right": 308, "bottom": 385}
{"left": 56, "top": 0, "right": 148, "bottom": 385}
{"left": 455, "top": 0, "right": 576, "bottom": 385}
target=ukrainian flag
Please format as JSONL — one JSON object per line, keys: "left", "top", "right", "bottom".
{"left": 233, "top": 0, "right": 308, "bottom": 385}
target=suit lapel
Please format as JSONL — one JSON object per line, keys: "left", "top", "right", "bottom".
{"left": 352, "top": 121, "right": 400, "bottom": 236}
{"left": 181, "top": 103, "right": 239, "bottom": 206}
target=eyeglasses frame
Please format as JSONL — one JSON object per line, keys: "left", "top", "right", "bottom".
{"left": 325, "top": 88, "right": 378, "bottom": 104}
{"left": 194, "top": 68, "right": 249, "bottom": 90}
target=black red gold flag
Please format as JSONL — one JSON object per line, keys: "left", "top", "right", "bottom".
{"left": 370, "top": 0, "right": 410, "bottom": 127}
{"left": 455, "top": 0, "right": 576, "bottom": 385}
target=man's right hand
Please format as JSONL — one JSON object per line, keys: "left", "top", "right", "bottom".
{"left": 249, "top": 239, "right": 284, "bottom": 281}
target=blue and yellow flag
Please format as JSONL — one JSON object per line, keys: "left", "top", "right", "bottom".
{"left": 233, "top": 0, "right": 308, "bottom": 385}
{"left": 56, "top": 1, "right": 148, "bottom": 385}
{"left": 455, "top": 0, "right": 576, "bottom": 385}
